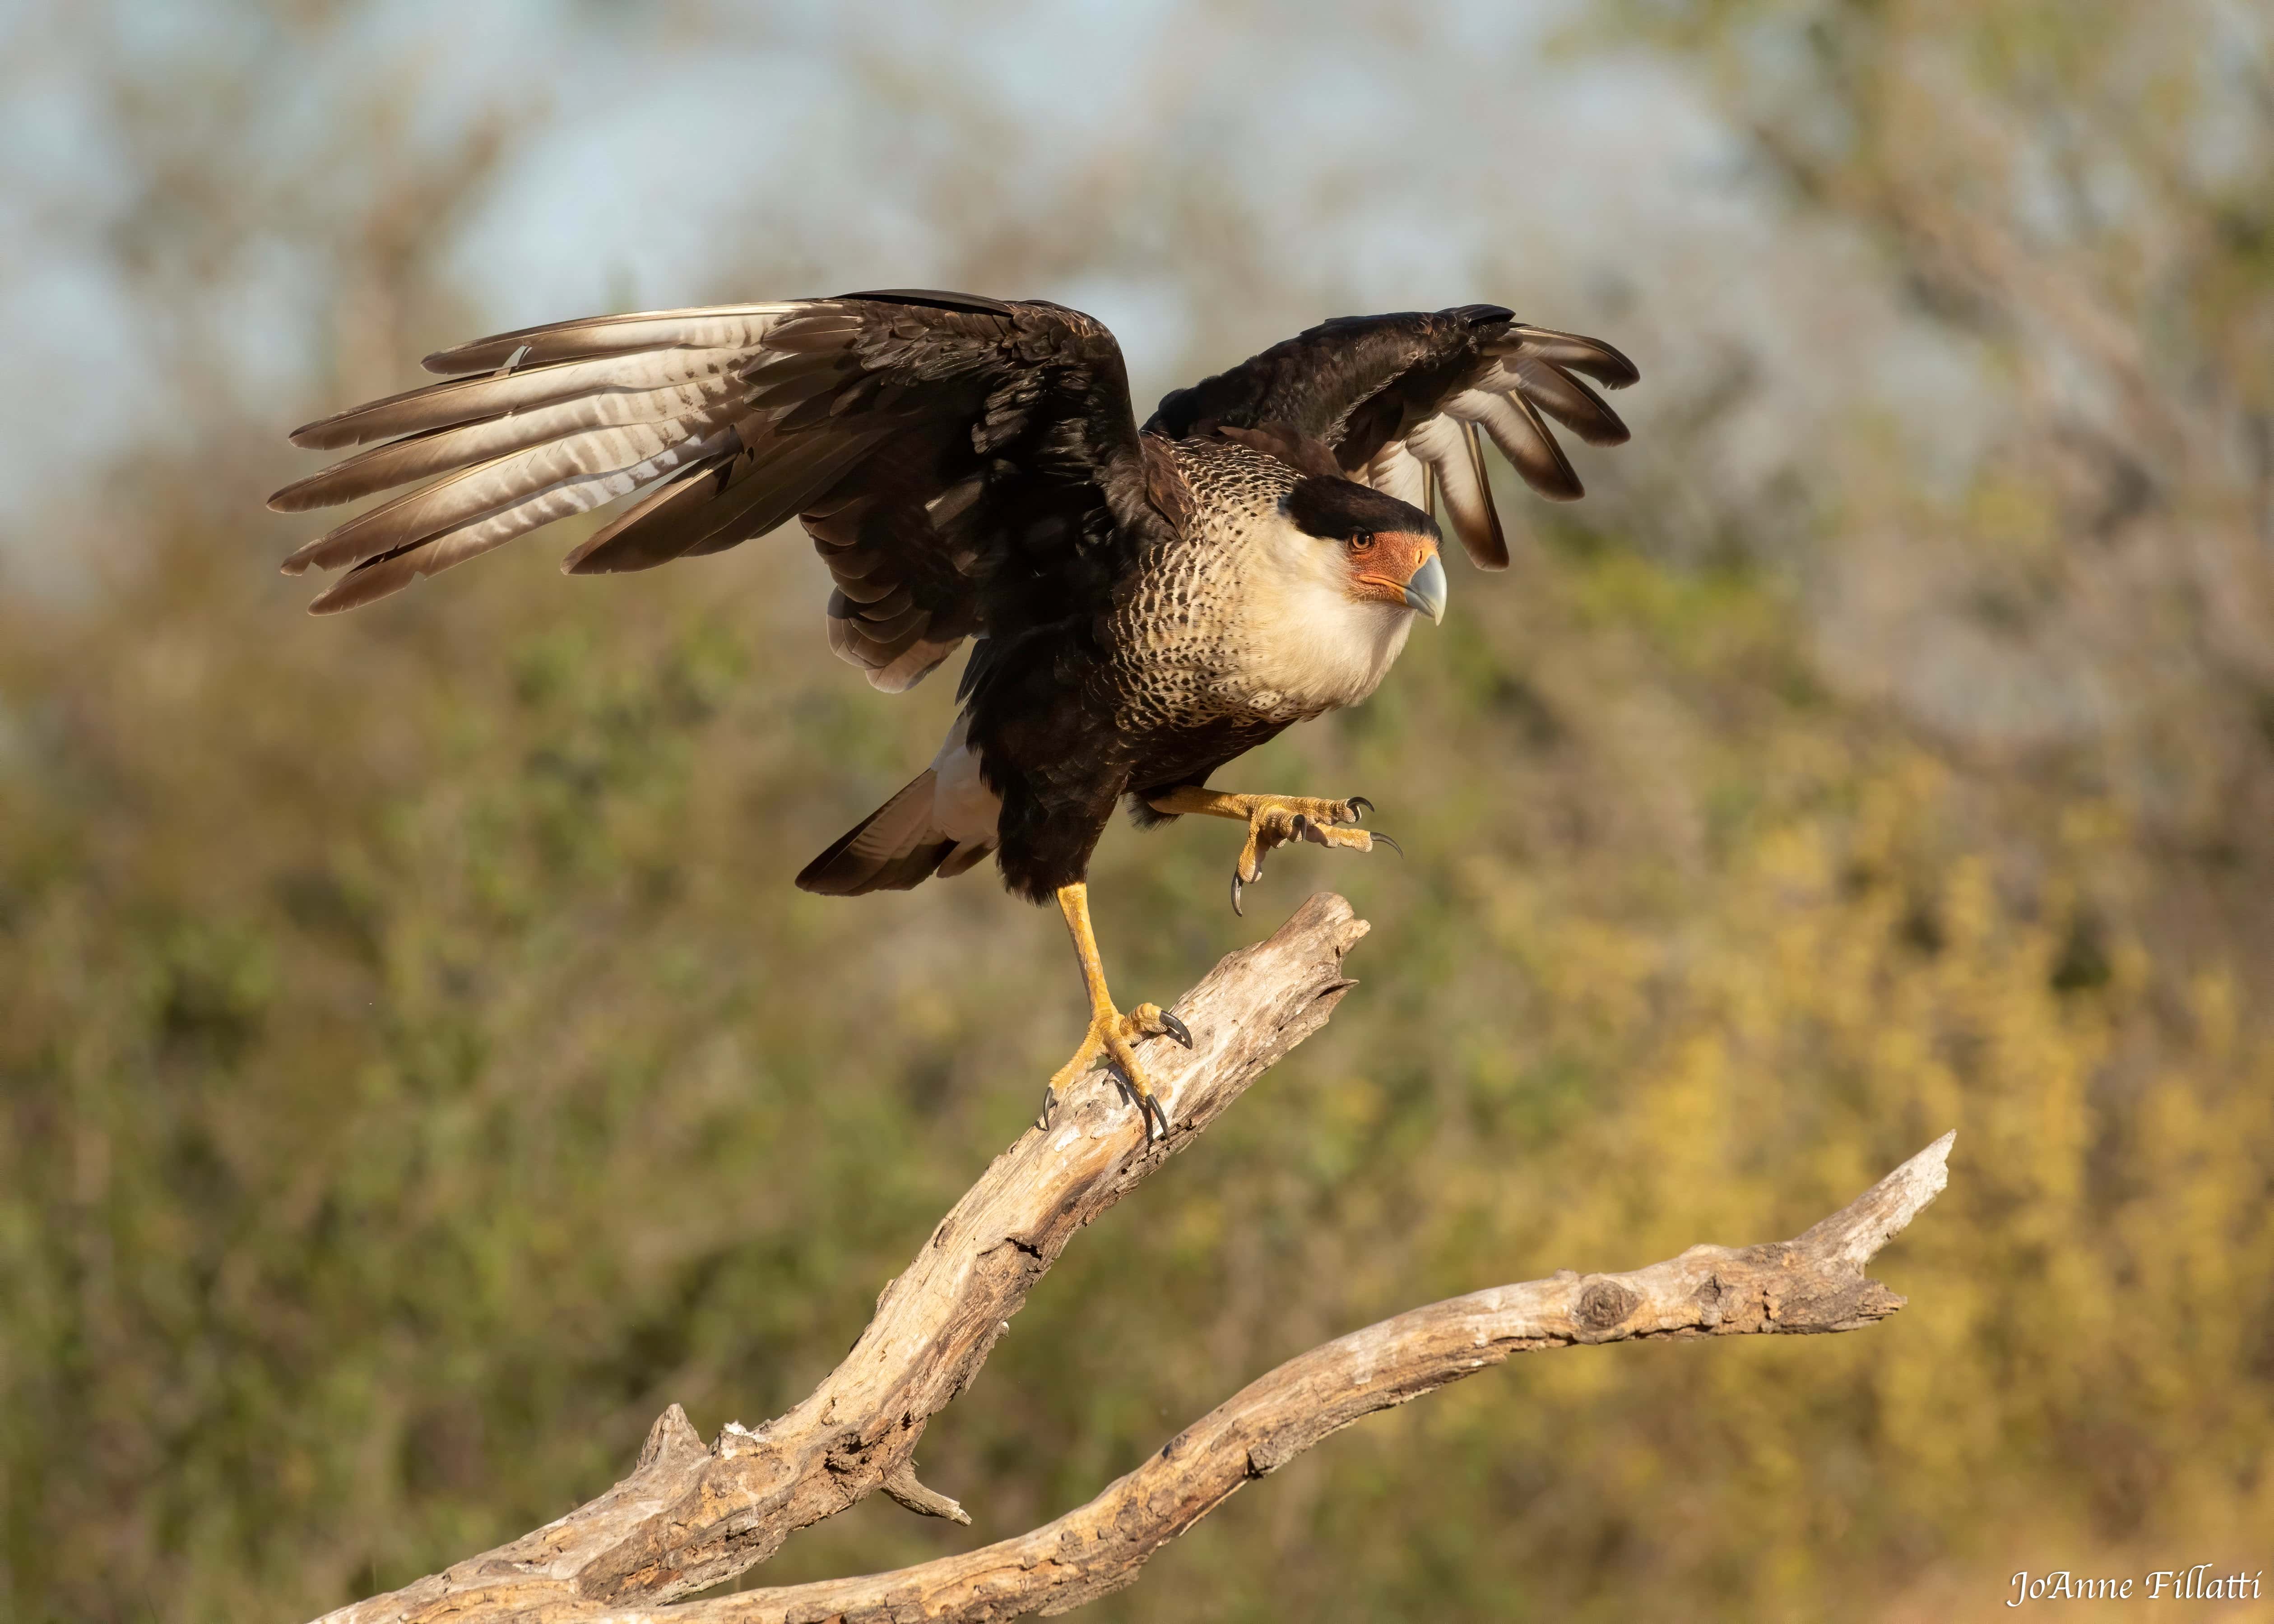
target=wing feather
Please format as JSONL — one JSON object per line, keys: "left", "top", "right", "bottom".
{"left": 281, "top": 421, "right": 739, "bottom": 575}
{"left": 1148, "top": 305, "right": 1636, "bottom": 569}
{"left": 1494, "top": 325, "right": 1639, "bottom": 389}
{"left": 1406, "top": 415, "right": 1508, "bottom": 570}
{"left": 287, "top": 346, "right": 754, "bottom": 450}
{"left": 1496, "top": 354, "right": 1629, "bottom": 446}
{"left": 1358, "top": 439, "right": 1429, "bottom": 509}
{"left": 420, "top": 304, "right": 794, "bottom": 372}
{"left": 277, "top": 295, "right": 1154, "bottom": 691}
{"left": 561, "top": 424, "right": 896, "bottom": 574}
{"left": 269, "top": 375, "right": 743, "bottom": 510}
{"left": 1446, "top": 388, "right": 1583, "bottom": 501}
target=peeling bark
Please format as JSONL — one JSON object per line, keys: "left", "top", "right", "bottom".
{"left": 311, "top": 894, "right": 1952, "bottom": 1624}
{"left": 318, "top": 893, "right": 1371, "bottom": 1624}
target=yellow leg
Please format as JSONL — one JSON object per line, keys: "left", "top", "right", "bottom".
{"left": 1145, "top": 787, "right": 1400, "bottom": 916}
{"left": 1039, "top": 882, "right": 1192, "bottom": 1142}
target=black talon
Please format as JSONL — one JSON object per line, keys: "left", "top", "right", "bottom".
{"left": 1347, "top": 796, "right": 1374, "bottom": 821}
{"left": 1036, "top": 1081, "right": 1059, "bottom": 1132}
{"left": 1230, "top": 871, "right": 1245, "bottom": 916}
{"left": 1371, "top": 831, "right": 1404, "bottom": 858}
{"left": 1160, "top": 1010, "right": 1193, "bottom": 1049}
{"left": 1105, "top": 1074, "right": 1168, "bottom": 1143}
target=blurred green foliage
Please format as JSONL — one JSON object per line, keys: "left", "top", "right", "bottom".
{"left": 8, "top": 519, "right": 2271, "bottom": 1622}
{"left": 4, "top": 1, "right": 2273, "bottom": 1621}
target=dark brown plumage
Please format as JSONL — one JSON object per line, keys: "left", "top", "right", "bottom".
{"left": 273, "top": 290, "right": 1637, "bottom": 1138}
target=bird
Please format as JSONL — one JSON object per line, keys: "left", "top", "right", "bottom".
{"left": 270, "top": 289, "right": 1637, "bottom": 1142}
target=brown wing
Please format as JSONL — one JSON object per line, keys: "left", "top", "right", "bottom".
{"left": 1146, "top": 305, "right": 1637, "bottom": 569}
{"left": 272, "top": 291, "right": 1159, "bottom": 692}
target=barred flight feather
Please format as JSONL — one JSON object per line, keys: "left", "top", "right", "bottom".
{"left": 286, "top": 346, "right": 751, "bottom": 450}
{"left": 420, "top": 305, "right": 794, "bottom": 373}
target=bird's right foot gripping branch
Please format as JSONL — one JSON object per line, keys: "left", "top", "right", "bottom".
{"left": 1037, "top": 882, "right": 1193, "bottom": 1143}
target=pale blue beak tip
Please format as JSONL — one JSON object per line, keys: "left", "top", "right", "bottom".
{"left": 1403, "top": 553, "right": 1448, "bottom": 624}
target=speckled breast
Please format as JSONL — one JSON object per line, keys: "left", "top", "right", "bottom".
{"left": 1111, "top": 466, "right": 1317, "bottom": 744}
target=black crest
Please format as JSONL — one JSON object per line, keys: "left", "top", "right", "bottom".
{"left": 1281, "top": 476, "right": 1439, "bottom": 544}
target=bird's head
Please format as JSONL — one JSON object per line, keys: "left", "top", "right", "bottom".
{"left": 1281, "top": 476, "right": 1447, "bottom": 625}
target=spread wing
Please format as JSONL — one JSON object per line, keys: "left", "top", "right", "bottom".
{"left": 1145, "top": 304, "right": 1637, "bottom": 569}
{"left": 271, "top": 291, "right": 1159, "bottom": 692}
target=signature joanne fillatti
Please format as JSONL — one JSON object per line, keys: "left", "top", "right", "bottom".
{"left": 2008, "top": 1566, "right": 2263, "bottom": 1605}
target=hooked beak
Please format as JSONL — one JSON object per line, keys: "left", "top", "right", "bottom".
{"left": 1402, "top": 551, "right": 1447, "bottom": 624}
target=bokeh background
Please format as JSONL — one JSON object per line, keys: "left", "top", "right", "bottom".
{"left": 5, "top": 1, "right": 2272, "bottom": 1619}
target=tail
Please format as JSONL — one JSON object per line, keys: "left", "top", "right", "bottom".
{"left": 795, "top": 771, "right": 994, "bottom": 895}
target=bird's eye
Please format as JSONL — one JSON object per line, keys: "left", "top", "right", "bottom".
{"left": 1349, "top": 532, "right": 1374, "bottom": 552}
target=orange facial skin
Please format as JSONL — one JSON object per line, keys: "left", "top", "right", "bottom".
{"left": 1344, "top": 530, "right": 1446, "bottom": 620}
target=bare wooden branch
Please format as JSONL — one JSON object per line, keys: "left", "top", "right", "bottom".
{"left": 317, "top": 893, "right": 1373, "bottom": 1624}
{"left": 314, "top": 891, "right": 1953, "bottom": 1624}
{"left": 587, "top": 1132, "right": 1954, "bottom": 1624}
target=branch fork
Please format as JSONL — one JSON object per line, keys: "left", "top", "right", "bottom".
{"left": 313, "top": 893, "right": 1951, "bottom": 1624}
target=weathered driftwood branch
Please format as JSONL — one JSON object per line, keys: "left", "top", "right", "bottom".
{"left": 316, "top": 891, "right": 1954, "bottom": 1624}
{"left": 320, "top": 893, "right": 1373, "bottom": 1624}
{"left": 587, "top": 1131, "right": 1956, "bottom": 1624}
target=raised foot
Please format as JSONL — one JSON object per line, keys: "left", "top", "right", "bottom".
{"left": 1036, "top": 1000, "right": 1193, "bottom": 1143}
{"left": 1226, "top": 795, "right": 1400, "bottom": 917}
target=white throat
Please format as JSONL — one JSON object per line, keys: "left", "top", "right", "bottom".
{"left": 1229, "top": 512, "right": 1417, "bottom": 718}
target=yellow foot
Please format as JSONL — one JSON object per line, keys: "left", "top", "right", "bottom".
{"left": 1145, "top": 788, "right": 1402, "bottom": 916}
{"left": 1037, "top": 999, "right": 1193, "bottom": 1143}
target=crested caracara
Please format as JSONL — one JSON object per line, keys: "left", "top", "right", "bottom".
{"left": 272, "top": 290, "right": 1638, "bottom": 1140}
